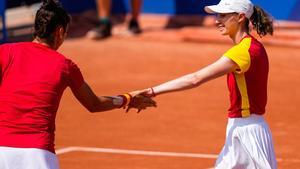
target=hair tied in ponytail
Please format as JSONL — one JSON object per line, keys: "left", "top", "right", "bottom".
{"left": 250, "top": 5, "right": 274, "bottom": 37}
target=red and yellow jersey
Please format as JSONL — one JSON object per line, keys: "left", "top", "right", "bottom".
{"left": 223, "top": 35, "right": 269, "bottom": 118}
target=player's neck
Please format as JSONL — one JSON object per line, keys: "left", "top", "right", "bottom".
{"left": 33, "top": 38, "right": 54, "bottom": 50}
{"left": 231, "top": 30, "right": 248, "bottom": 44}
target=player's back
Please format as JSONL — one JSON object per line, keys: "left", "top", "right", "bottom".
{"left": 0, "top": 42, "right": 71, "bottom": 152}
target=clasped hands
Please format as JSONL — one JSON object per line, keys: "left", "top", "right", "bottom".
{"left": 126, "top": 88, "right": 156, "bottom": 113}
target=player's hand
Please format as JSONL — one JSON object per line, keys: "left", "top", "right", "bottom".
{"left": 130, "top": 88, "right": 155, "bottom": 98}
{"left": 125, "top": 93, "right": 157, "bottom": 113}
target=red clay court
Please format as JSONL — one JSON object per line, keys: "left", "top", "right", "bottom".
{"left": 8, "top": 13, "right": 300, "bottom": 169}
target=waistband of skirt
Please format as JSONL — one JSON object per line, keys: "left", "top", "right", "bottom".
{"left": 228, "top": 114, "right": 266, "bottom": 125}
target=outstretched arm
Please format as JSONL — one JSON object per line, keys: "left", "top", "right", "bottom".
{"left": 145, "top": 57, "right": 238, "bottom": 96}
{"left": 71, "top": 82, "right": 156, "bottom": 113}
{"left": 71, "top": 82, "right": 122, "bottom": 112}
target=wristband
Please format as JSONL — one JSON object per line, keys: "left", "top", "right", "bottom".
{"left": 123, "top": 93, "right": 132, "bottom": 106}
{"left": 112, "top": 96, "right": 124, "bottom": 106}
{"left": 118, "top": 93, "right": 132, "bottom": 108}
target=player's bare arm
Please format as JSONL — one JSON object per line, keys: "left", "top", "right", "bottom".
{"left": 71, "top": 82, "right": 156, "bottom": 112}
{"left": 142, "top": 57, "right": 238, "bottom": 97}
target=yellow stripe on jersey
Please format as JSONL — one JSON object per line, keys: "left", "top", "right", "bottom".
{"left": 235, "top": 73, "right": 250, "bottom": 117}
{"left": 223, "top": 38, "right": 251, "bottom": 73}
{"left": 223, "top": 37, "right": 252, "bottom": 117}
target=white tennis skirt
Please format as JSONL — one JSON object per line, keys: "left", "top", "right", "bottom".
{"left": 0, "top": 146, "right": 59, "bottom": 169}
{"left": 215, "top": 114, "right": 277, "bottom": 169}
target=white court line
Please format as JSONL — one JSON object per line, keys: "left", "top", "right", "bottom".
{"left": 56, "top": 146, "right": 300, "bottom": 163}
{"left": 56, "top": 146, "right": 218, "bottom": 159}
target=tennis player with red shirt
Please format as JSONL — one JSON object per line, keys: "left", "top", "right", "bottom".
{"left": 135, "top": 0, "right": 277, "bottom": 168}
{"left": 0, "top": 0, "right": 155, "bottom": 168}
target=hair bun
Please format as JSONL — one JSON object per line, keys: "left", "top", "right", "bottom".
{"left": 41, "top": 0, "right": 60, "bottom": 8}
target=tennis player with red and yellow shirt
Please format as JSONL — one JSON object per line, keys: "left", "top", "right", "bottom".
{"left": 135, "top": 0, "right": 277, "bottom": 168}
{"left": 0, "top": 1, "right": 155, "bottom": 169}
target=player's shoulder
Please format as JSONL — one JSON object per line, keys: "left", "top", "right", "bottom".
{"left": 238, "top": 36, "right": 253, "bottom": 48}
{"left": 242, "top": 35, "right": 264, "bottom": 48}
{"left": 243, "top": 36, "right": 266, "bottom": 54}
{"left": 4, "top": 42, "right": 31, "bottom": 47}
{"left": 0, "top": 42, "right": 20, "bottom": 55}
{"left": 0, "top": 42, "right": 17, "bottom": 49}
{"left": 57, "top": 54, "right": 78, "bottom": 70}
{"left": 1, "top": 42, "right": 44, "bottom": 51}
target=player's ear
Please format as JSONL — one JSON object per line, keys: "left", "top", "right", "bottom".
{"left": 237, "top": 13, "right": 247, "bottom": 23}
{"left": 52, "top": 26, "right": 66, "bottom": 50}
{"left": 58, "top": 26, "right": 66, "bottom": 39}
{"left": 52, "top": 26, "right": 62, "bottom": 41}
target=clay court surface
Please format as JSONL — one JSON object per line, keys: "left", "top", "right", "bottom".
{"left": 52, "top": 20, "right": 300, "bottom": 169}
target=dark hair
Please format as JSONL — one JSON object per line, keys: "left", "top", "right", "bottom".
{"left": 34, "top": 0, "right": 71, "bottom": 43}
{"left": 248, "top": 6, "right": 274, "bottom": 37}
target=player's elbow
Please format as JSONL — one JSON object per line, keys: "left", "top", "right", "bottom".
{"left": 86, "top": 103, "right": 110, "bottom": 113}
{"left": 190, "top": 74, "right": 203, "bottom": 87}
{"left": 86, "top": 105, "right": 98, "bottom": 113}
{"left": 84, "top": 101, "right": 101, "bottom": 113}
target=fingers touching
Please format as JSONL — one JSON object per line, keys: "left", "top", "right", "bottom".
{"left": 129, "top": 88, "right": 156, "bottom": 98}
{"left": 125, "top": 94, "right": 157, "bottom": 113}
